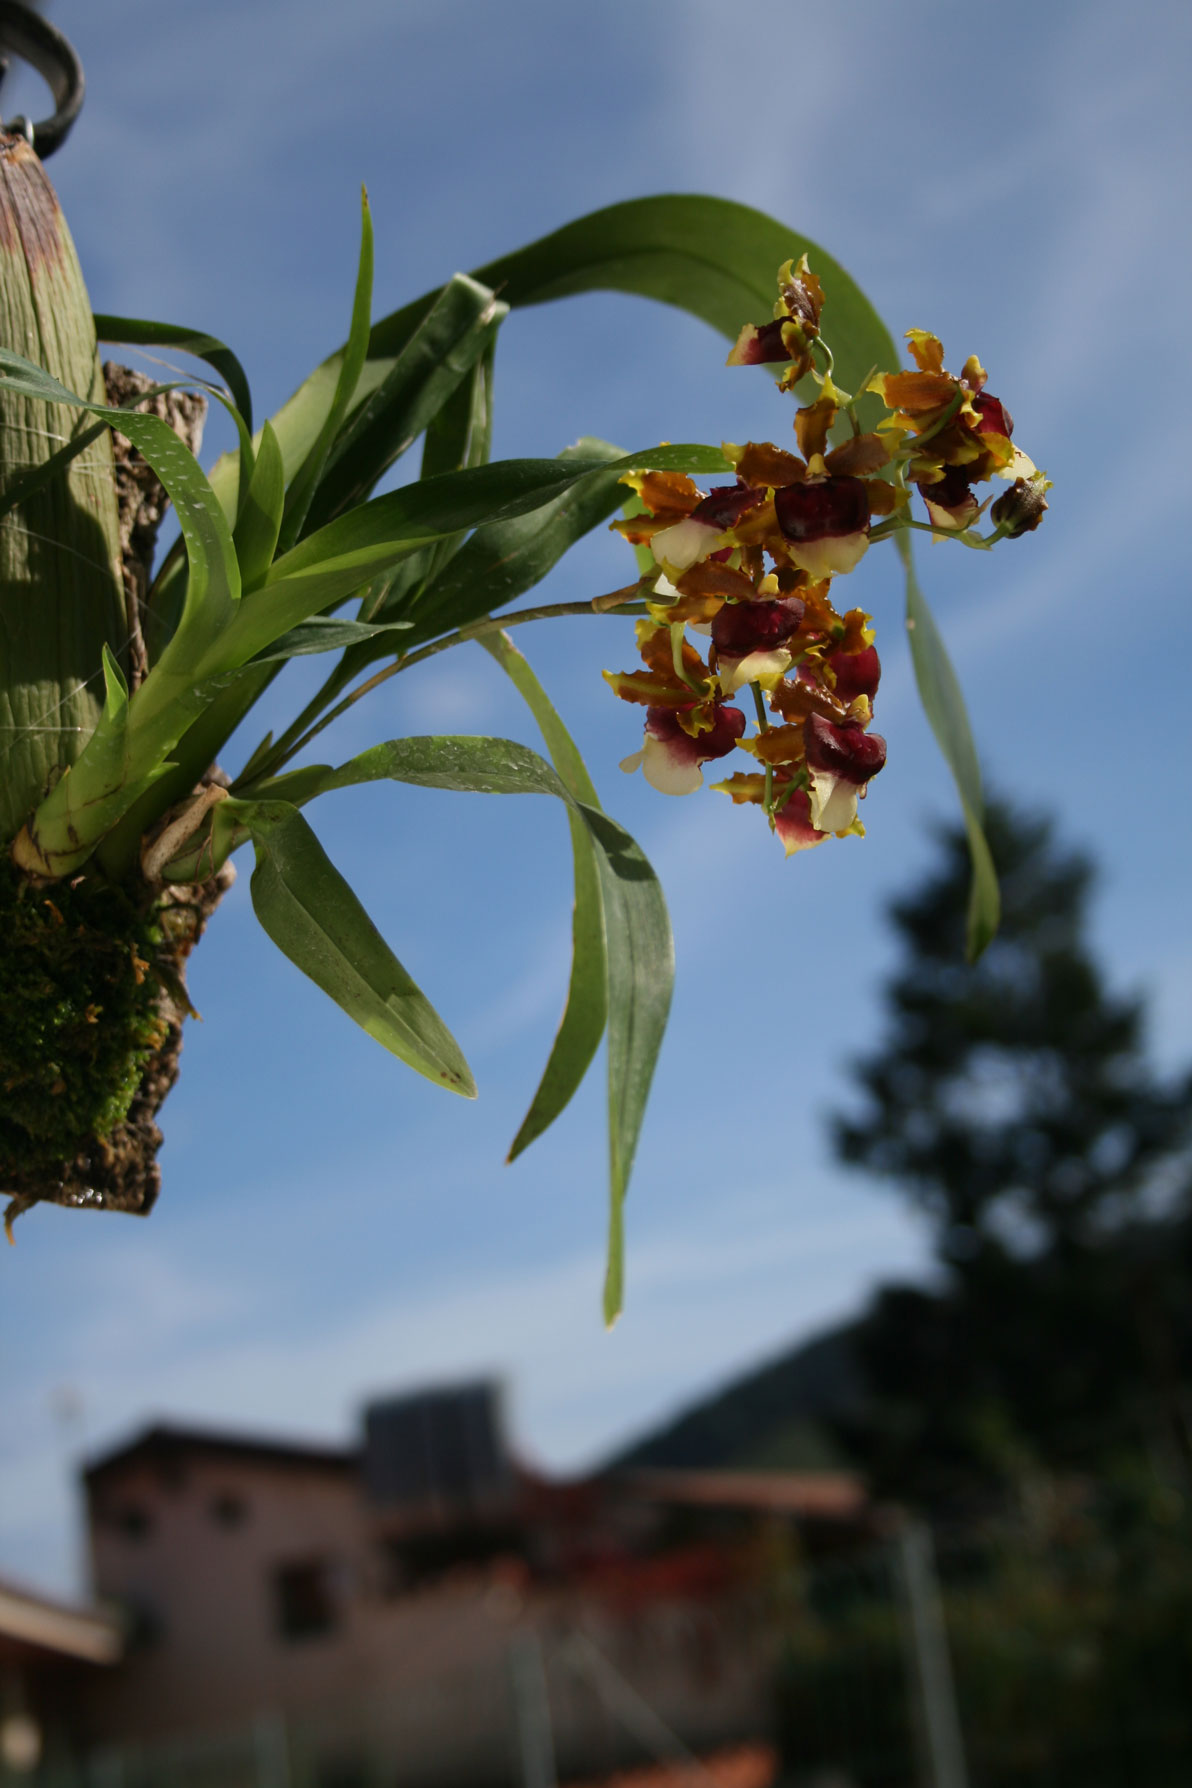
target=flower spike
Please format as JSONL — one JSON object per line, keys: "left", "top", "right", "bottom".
{"left": 605, "top": 258, "right": 1047, "bottom": 857}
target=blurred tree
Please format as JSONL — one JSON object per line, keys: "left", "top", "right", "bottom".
{"left": 834, "top": 802, "right": 1192, "bottom": 1500}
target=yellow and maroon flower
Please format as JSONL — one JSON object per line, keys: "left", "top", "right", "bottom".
{"left": 827, "top": 641, "right": 881, "bottom": 704}
{"left": 803, "top": 714, "right": 887, "bottom": 834}
{"left": 774, "top": 475, "right": 871, "bottom": 578}
{"left": 873, "top": 331, "right": 1038, "bottom": 531}
{"left": 649, "top": 482, "right": 765, "bottom": 576}
{"left": 620, "top": 702, "right": 746, "bottom": 796}
{"left": 773, "top": 787, "right": 828, "bottom": 856}
{"left": 727, "top": 254, "right": 826, "bottom": 387}
{"left": 603, "top": 256, "right": 1044, "bottom": 861}
{"left": 710, "top": 595, "right": 804, "bottom": 696}
{"left": 917, "top": 465, "right": 980, "bottom": 533}
{"left": 713, "top": 771, "right": 829, "bottom": 856}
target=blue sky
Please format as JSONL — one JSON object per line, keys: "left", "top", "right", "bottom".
{"left": 2, "top": 0, "right": 1190, "bottom": 1596}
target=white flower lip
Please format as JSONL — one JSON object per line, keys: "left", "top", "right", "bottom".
{"left": 650, "top": 516, "right": 721, "bottom": 575}
{"left": 788, "top": 533, "right": 869, "bottom": 580}
{"left": 807, "top": 766, "right": 859, "bottom": 834}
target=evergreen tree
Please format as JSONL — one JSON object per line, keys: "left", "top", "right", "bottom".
{"left": 834, "top": 802, "right": 1192, "bottom": 1496}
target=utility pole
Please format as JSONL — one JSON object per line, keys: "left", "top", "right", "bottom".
{"left": 893, "top": 1522, "right": 969, "bottom": 1788}
{"left": 509, "top": 1632, "right": 557, "bottom": 1788}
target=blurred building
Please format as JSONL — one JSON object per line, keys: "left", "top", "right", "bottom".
{"left": 32, "top": 1383, "right": 876, "bottom": 1785}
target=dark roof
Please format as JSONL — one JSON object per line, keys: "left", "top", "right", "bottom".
{"left": 83, "top": 1421, "right": 356, "bottom": 1488}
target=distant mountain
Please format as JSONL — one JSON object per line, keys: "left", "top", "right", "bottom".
{"left": 610, "top": 1322, "right": 871, "bottom": 1474}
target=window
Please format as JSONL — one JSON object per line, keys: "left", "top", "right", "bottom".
{"left": 209, "top": 1491, "right": 248, "bottom": 1530}
{"left": 112, "top": 1503, "right": 153, "bottom": 1542}
{"left": 273, "top": 1560, "right": 338, "bottom": 1641}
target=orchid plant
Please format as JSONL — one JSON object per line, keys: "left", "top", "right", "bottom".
{"left": 0, "top": 160, "right": 1046, "bottom": 1318}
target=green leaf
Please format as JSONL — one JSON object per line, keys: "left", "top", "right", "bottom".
{"left": 479, "top": 634, "right": 600, "bottom": 808}
{"left": 419, "top": 327, "right": 496, "bottom": 483}
{"left": 0, "top": 381, "right": 187, "bottom": 525}
{"left": 234, "top": 799, "right": 475, "bottom": 1097}
{"left": 277, "top": 189, "right": 375, "bottom": 553}
{"left": 481, "top": 632, "right": 606, "bottom": 1167}
{"left": 93, "top": 313, "right": 254, "bottom": 434}
{"left": 277, "top": 333, "right": 501, "bottom": 742}
{"left": 900, "top": 538, "right": 1000, "bottom": 960}
{"left": 217, "top": 444, "right": 724, "bottom": 667}
{"left": 232, "top": 419, "right": 285, "bottom": 591}
{"left": 0, "top": 351, "right": 247, "bottom": 873}
{"left": 249, "top": 616, "right": 412, "bottom": 663}
{"left": 267, "top": 443, "right": 726, "bottom": 586}
{"left": 407, "top": 325, "right": 498, "bottom": 590}
{"left": 245, "top": 195, "right": 897, "bottom": 518}
{"left": 304, "top": 276, "right": 505, "bottom": 534}
{"left": 15, "top": 647, "right": 170, "bottom": 876}
{"left": 244, "top": 732, "right": 672, "bottom": 1321}
{"left": 584, "top": 804, "right": 673, "bottom": 1326}
{"left": 407, "top": 437, "right": 630, "bottom": 645}
{"left": 236, "top": 418, "right": 612, "bottom": 793}
{"left": 0, "top": 349, "right": 241, "bottom": 658}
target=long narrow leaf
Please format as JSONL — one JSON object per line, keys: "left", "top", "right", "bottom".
{"left": 233, "top": 799, "right": 475, "bottom": 1096}
{"left": 237, "top": 195, "right": 899, "bottom": 519}
{"left": 583, "top": 804, "right": 673, "bottom": 1325}
{"left": 93, "top": 313, "right": 253, "bottom": 434}
{"left": 407, "top": 438, "right": 629, "bottom": 645}
{"left": 249, "top": 616, "right": 412, "bottom": 664}
{"left": 255, "top": 416, "right": 614, "bottom": 791}
{"left": 899, "top": 538, "right": 999, "bottom": 959}
{"left": 481, "top": 632, "right": 607, "bottom": 1165}
{"left": 16, "top": 647, "right": 171, "bottom": 875}
{"left": 265, "top": 443, "right": 726, "bottom": 585}
{"left": 419, "top": 328, "right": 497, "bottom": 483}
{"left": 295, "top": 426, "right": 622, "bottom": 725}
{"left": 0, "top": 350, "right": 241, "bottom": 658}
{"left": 0, "top": 375, "right": 198, "bottom": 525}
{"left": 277, "top": 189, "right": 375, "bottom": 552}
{"left": 408, "top": 326, "right": 499, "bottom": 592}
{"left": 232, "top": 419, "right": 285, "bottom": 591}
{"left": 304, "top": 276, "right": 505, "bottom": 533}
{"left": 216, "top": 444, "right": 725, "bottom": 667}
{"left": 240, "top": 733, "right": 672, "bottom": 1316}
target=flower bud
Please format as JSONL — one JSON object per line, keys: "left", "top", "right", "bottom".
{"left": 990, "top": 474, "right": 1050, "bottom": 538}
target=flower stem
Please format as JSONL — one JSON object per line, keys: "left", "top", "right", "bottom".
{"left": 869, "top": 516, "right": 993, "bottom": 552}
{"left": 246, "top": 594, "right": 648, "bottom": 779}
{"left": 750, "top": 682, "right": 774, "bottom": 820}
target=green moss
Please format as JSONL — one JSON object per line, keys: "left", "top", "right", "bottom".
{"left": 0, "top": 859, "right": 168, "bottom": 1178}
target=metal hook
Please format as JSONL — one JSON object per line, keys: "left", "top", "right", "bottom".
{"left": 0, "top": 2, "right": 84, "bottom": 160}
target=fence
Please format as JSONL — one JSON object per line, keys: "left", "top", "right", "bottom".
{"left": 14, "top": 1499, "right": 1192, "bottom": 1788}
{"left": 775, "top": 1502, "right": 1192, "bottom": 1787}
